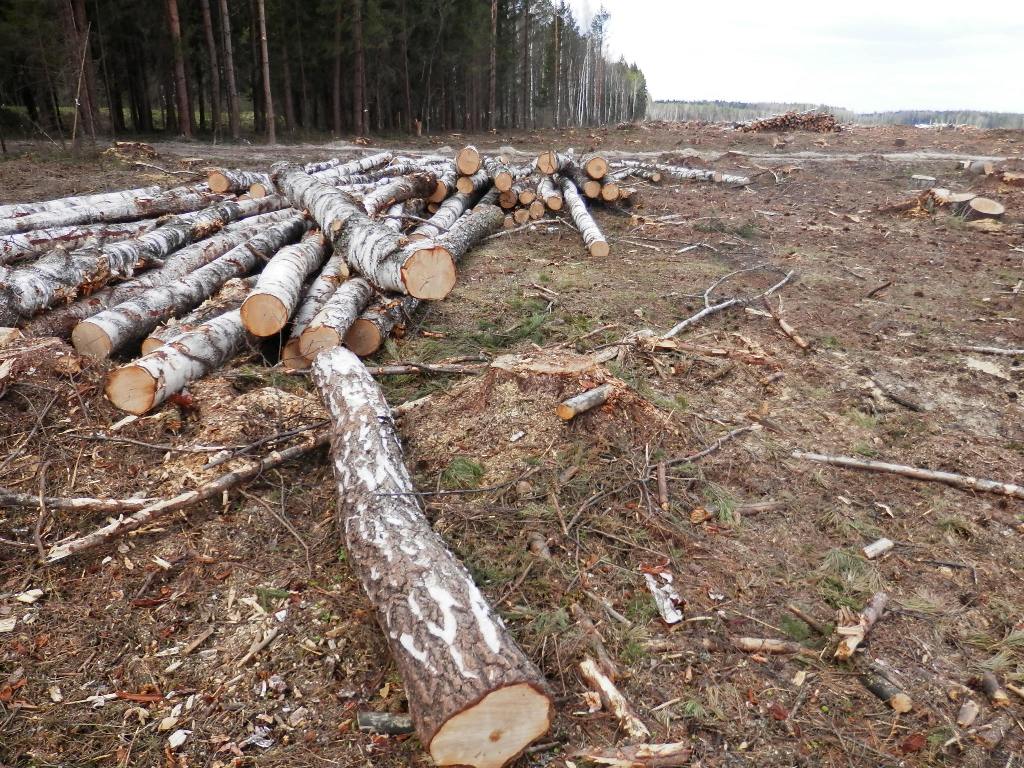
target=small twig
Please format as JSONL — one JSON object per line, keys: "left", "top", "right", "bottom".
{"left": 33, "top": 461, "right": 51, "bottom": 561}
{"left": 237, "top": 626, "right": 282, "bottom": 666}
{"left": 865, "top": 280, "right": 892, "bottom": 298}
{"left": 665, "top": 424, "right": 762, "bottom": 467}
{"left": 131, "top": 161, "right": 199, "bottom": 178}
{"left": 661, "top": 267, "right": 795, "bottom": 339}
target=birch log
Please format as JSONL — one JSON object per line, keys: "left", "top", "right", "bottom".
{"left": 408, "top": 192, "right": 476, "bottom": 242}
{"left": 537, "top": 176, "right": 563, "bottom": 211}
{"left": 306, "top": 151, "right": 396, "bottom": 186}
{"left": 455, "top": 145, "right": 482, "bottom": 175}
{"left": 239, "top": 230, "right": 328, "bottom": 336}
{"left": 104, "top": 308, "right": 257, "bottom": 414}
{"left": 382, "top": 199, "right": 427, "bottom": 233}
{"left": 22, "top": 210, "right": 290, "bottom": 339}
{"left": 456, "top": 169, "right": 491, "bottom": 195}
{"left": 362, "top": 172, "right": 437, "bottom": 219}
{"left": 281, "top": 248, "right": 351, "bottom": 370}
{"left": 0, "top": 196, "right": 289, "bottom": 325}
{"left": 558, "top": 177, "right": 610, "bottom": 258}
{"left": 0, "top": 220, "right": 159, "bottom": 264}
{"left": 208, "top": 168, "right": 272, "bottom": 194}
{"left": 0, "top": 184, "right": 225, "bottom": 237}
{"left": 272, "top": 163, "right": 455, "bottom": 300}
{"left": 71, "top": 215, "right": 308, "bottom": 358}
{"left": 312, "top": 346, "right": 552, "bottom": 767}
{"left": 0, "top": 185, "right": 163, "bottom": 219}
{"left": 142, "top": 277, "right": 256, "bottom": 354}
{"left": 484, "top": 157, "right": 514, "bottom": 191}
{"left": 613, "top": 164, "right": 661, "bottom": 183}
{"left": 569, "top": 167, "right": 601, "bottom": 198}
{"left": 299, "top": 278, "right": 375, "bottom": 358}
{"left": 430, "top": 162, "right": 459, "bottom": 203}
{"left": 581, "top": 154, "right": 609, "bottom": 180}
{"left": 617, "top": 160, "right": 749, "bottom": 186}
{"left": 535, "top": 150, "right": 575, "bottom": 175}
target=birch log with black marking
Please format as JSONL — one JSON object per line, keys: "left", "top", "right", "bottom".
{"left": 535, "top": 150, "right": 575, "bottom": 175}
{"left": 363, "top": 172, "right": 437, "bottom": 219}
{"left": 299, "top": 278, "right": 375, "bottom": 358}
{"left": 22, "top": 210, "right": 290, "bottom": 339}
{"left": 613, "top": 164, "right": 661, "bottom": 183}
{"left": 382, "top": 199, "right": 427, "bottom": 233}
{"left": 558, "top": 177, "right": 609, "bottom": 258}
{"left": 307, "top": 151, "right": 396, "bottom": 185}
{"left": 537, "top": 176, "right": 563, "bottom": 211}
{"left": 455, "top": 145, "right": 482, "bottom": 175}
{"left": 142, "top": 277, "right": 256, "bottom": 354}
{"left": 272, "top": 163, "right": 455, "bottom": 299}
{"left": 0, "top": 184, "right": 226, "bottom": 238}
{"left": 0, "top": 185, "right": 164, "bottom": 220}
{"left": 72, "top": 215, "right": 309, "bottom": 358}
{"left": 238, "top": 230, "right": 328, "bottom": 337}
{"left": 312, "top": 346, "right": 552, "bottom": 768}
{"left": 0, "top": 220, "right": 159, "bottom": 265}
{"left": 617, "top": 160, "right": 750, "bottom": 186}
{"left": 281, "top": 248, "right": 351, "bottom": 370}
{"left": 208, "top": 168, "right": 273, "bottom": 194}
{"left": 456, "top": 169, "right": 491, "bottom": 195}
{"left": 0, "top": 196, "right": 288, "bottom": 325}
{"left": 568, "top": 166, "right": 601, "bottom": 198}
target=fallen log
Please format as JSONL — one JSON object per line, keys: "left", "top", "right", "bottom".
{"left": 280, "top": 248, "right": 351, "bottom": 370}
{"left": 382, "top": 199, "right": 427, "bottom": 233}
{"left": 581, "top": 154, "right": 609, "bottom": 180}
{"left": 363, "top": 172, "right": 437, "bottom": 219}
{"left": 239, "top": 230, "right": 328, "bottom": 337}
{"left": 429, "top": 162, "right": 459, "bottom": 203}
{"left": 299, "top": 278, "right": 375, "bottom": 359}
{"left": 0, "top": 220, "right": 159, "bottom": 265}
{"left": 484, "top": 157, "right": 514, "bottom": 191}
{"left": 558, "top": 177, "right": 610, "bottom": 258}
{"left": 0, "top": 183, "right": 225, "bottom": 238}
{"left": 306, "top": 151, "right": 396, "bottom": 186}
{"left": 0, "top": 185, "right": 164, "bottom": 220}
{"left": 862, "top": 670, "right": 913, "bottom": 713}
{"left": 0, "top": 487, "right": 156, "bottom": 514}
{"left": 455, "top": 145, "right": 482, "bottom": 175}
{"left": 456, "top": 169, "right": 491, "bottom": 195}
{"left": 791, "top": 450, "right": 1024, "bottom": 500}
{"left": 537, "top": 176, "right": 563, "bottom": 211}
{"left": 408, "top": 191, "right": 478, "bottom": 242}
{"left": 614, "top": 164, "right": 661, "bottom": 183}
{"left": 569, "top": 166, "right": 602, "bottom": 198}
{"left": 208, "top": 168, "right": 272, "bottom": 194}
{"left": 272, "top": 163, "right": 455, "bottom": 300}
{"left": 357, "top": 711, "right": 415, "bottom": 735}
{"left": 72, "top": 214, "right": 309, "bottom": 358}
{"left": 312, "top": 346, "right": 552, "bottom": 767}
{"left": 143, "top": 277, "right": 256, "bottom": 354}
{"left": 535, "top": 150, "right": 574, "bottom": 175}
{"left": 45, "top": 431, "right": 329, "bottom": 559}
{"left": 556, "top": 384, "right": 613, "bottom": 421}
{"left": 600, "top": 179, "right": 620, "bottom": 202}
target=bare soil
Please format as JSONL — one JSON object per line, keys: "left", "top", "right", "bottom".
{"left": 2, "top": 122, "right": 1023, "bottom": 768}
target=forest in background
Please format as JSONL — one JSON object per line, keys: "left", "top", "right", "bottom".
{"left": 651, "top": 100, "right": 1024, "bottom": 130}
{"left": 0, "top": 0, "right": 649, "bottom": 145}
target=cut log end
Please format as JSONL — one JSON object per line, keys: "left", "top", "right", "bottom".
{"left": 71, "top": 321, "right": 114, "bottom": 360}
{"left": 536, "top": 152, "right": 556, "bottom": 175}
{"left": 402, "top": 245, "right": 456, "bottom": 300}
{"left": 546, "top": 196, "right": 563, "bottom": 212}
{"left": 140, "top": 336, "right": 164, "bottom": 356}
{"left": 494, "top": 172, "right": 514, "bottom": 192}
{"left": 582, "top": 180, "right": 601, "bottom": 198}
{"left": 105, "top": 365, "right": 157, "bottom": 416}
{"left": 512, "top": 208, "right": 530, "bottom": 225}
{"left": 455, "top": 176, "right": 475, "bottom": 195}
{"left": 584, "top": 156, "right": 609, "bottom": 179}
{"left": 600, "top": 183, "right": 620, "bottom": 202}
{"left": 429, "top": 182, "right": 449, "bottom": 203}
{"left": 299, "top": 325, "right": 343, "bottom": 360}
{"left": 428, "top": 683, "right": 552, "bottom": 768}
{"left": 528, "top": 200, "right": 545, "bottom": 220}
{"left": 343, "top": 318, "right": 383, "bottom": 357}
{"left": 207, "top": 170, "right": 232, "bottom": 194}
{"left": 240, "top": 293, "right": 290, "bottom": 338}
{"left": 589, "top": 240, "right": 610, "bottom": 258}
{"left": 249, "top": 182, "right": 271, "bottom": 199}
{"left": 280, "top": 338, "right": 311, "bottom": 370}
{"left": 456, "top": 146, "right": 482, "bottom": 176}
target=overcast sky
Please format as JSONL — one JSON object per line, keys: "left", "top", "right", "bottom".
{"left": 567, "top": 0, "right": 1024, "bottom": 112}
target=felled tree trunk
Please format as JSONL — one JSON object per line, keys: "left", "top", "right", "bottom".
{"left": 382, "top": 199, "right": 427, "bottom": 233}
{"left": 614, "top": 164, "right": 661, "bottom": 183}
{"left": 581, "top": 154, "right": 609, "bottom": 180}
{"left": 22, "top": 210, "right": 291, "bottom": 339}
{"left": 71, "top": 215, "right": 308, "bottom": 358}
{"left": 142, "top": 276, "right": 256, "bottom": 353}
{"left": 281, "top": 248, "right": 351, "bottom": 370}
{"left": 455, "top": 169, "right": 491, "bottom": 195}
{"left": 239, "top": 230, "right": 328, "bottom": 337}
{"left": 429, "top": 162, "right": 458, "bottom": 202}
{"left": 362, "top": 172, "right": 437, "bottom": 219}
{"left": 558, "top": 177, "right": 610, "bottom": 258}
{"left": 274, "top": 163, "right": 455, "bottom": 299}
{"left": 299, "top": 277, "right": 375, "bottom": 358}
{"left": 208, "top": 168, "right": 273, "bottom": 194}
{"left": 455, "top": 145, "right": 482, "bottom": 175}
{"left": 537, "top": 176, "right": 563, "bottom": 210}
{"left": 0, "top": 196, "right": 288, "bottom": 325}
{"left": 312, "top": 346, "right": 552, "bottom": 768}
{"left": 0, "top": 185, "right": 163, "bottom": 219}
{"left": 0, "top": 220, "right": 159, "bottom": 265}
{"left": 0, "top": 184, "right": 224, "bottom": 237}
{"left": 306, "top": 151, "right": 395, "bottom": 185}
{"left": 535, "top": 150, "right": 574, "bottom": 175}
{"left": 484, "top": 157, "right": 514, "bottom": 191}
{"left": 106, "top": 309, "right": 254, "bottom": 414}
{"left": 408, "top": 191, "right": 476, "bottom": 242}
{"left": 617, "top": 159, "right": 749, "bottom": 186}
{"left": 569, "top": 167, "right": 601, "bottom": 198}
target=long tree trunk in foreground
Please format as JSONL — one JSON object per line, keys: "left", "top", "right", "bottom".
{"left": 0, "top": 195, "right": 283, "bottom": 325}
{"left": 239, "top": 229, "right": 327, "bottom": 336}
{"left": 218, "top": 0, "right": 241, "bottom": 140}
{"left": 165, "top": 0, "right": 192, "bottom": 137}
{"left": 558, "top": 176, "right": 609, "bottom": 258}
{"left": 72, "top": 215, "right": 308, "bottom": 358}
{"left": 199, "top": 0, "right": 222, "bottom": 136}
{"left": 255, "top": 0, "right": 275, "bottom": 143}
{"left": 0, "top": 185, "right": 163, "bottom": 219}
{"left": 143, "top": 276, "right": 256, "bottom": 353}
{"left": 312, "top": 346, "right": 552, "bottom": 767}
{"left": 23, "top": 208, "right": 290, "bottom": 338}
{"left": 0, "top": 220, "right": 158, "bottom": 264}
{"left": 299, "top": 277, "right": 375, "bottom": 358}
{"left": 280, "top": 247, "right": 350, "bottom": 369}
{"left": 273, "top": 163, "right": 455, "bottom": 299}
{"left": 362, "top": 172, "right": 437, "bottom": 218}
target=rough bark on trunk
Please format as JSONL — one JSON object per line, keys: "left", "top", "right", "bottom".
{"left": 166, "top": 0, "right": 192, "bottom": 137}
{"left": 208, "top": 169, "right": 273, "bottom": 194}
{"left": 299, "top": 277, "right": 375, "bottom": 358}
{"left": 305, "top": 151, "right": 396, "bottom": 186}
{"left": 408, "top": 191, "right": 474, "bottom": 242}
{"left": 0, "top": 220, "right": 158, "bottom": 265}
{"left": 536, "top": 176, "right": 562, "bottom": 210}
{"left": 72, "top": 214, "right": 308, "bottom": 358}
{"left": 311, "top": 346, "right": 552, "bottom": 767}
{"left": 352, "top": 0, "right": 366, "bottom": 135}
{"left": 363, "top": 172, "right": 437, "bottom": 219}
{"left": 218, "top": 0, "right": 241, "bottom": 140}
{"left": 382, "top": 199, "right": 426, "bottom": 233}
{"left": 488, "top": 0, "right": 496, "bottom": 131}
{"left": 273, "top": 163, "right": 455, "bottom": 299}
{"left": 0, "top": 186, "right": 163, "bottom": 220}
{"left": 280, "top": 247, "right": 350, "bottom": 369}
{"left": 255, "top": 0, "right": 275, "bottom": 143}
{"left": 0, "top": 184, "right": 224, "bottom": 238}
{"left": 199, "top": 0, "right": 222, "bottom": 136}
{"left": 239, "top": 230, "right": 328, "bottom": 336}
{"left": 22, "top": 208, "right": 290, "bottom": 338}
{"left": 558, "top": 177, "right": 609, "bottom": 258}
{"left": 143, "top": 276, "right": 255, "bottom": 353}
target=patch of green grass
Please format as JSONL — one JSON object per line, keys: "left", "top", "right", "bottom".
{"left": 937, "top": 516, "right": 974, "bottom": 538}
{"left": 620, "top": 638, "right": 648, "bottom": 665}
{"left": 819, "top": 335, "right": 842, "bottom": 350}
{"left": 704, "top": 483, "right": 739, "bottom": 526}
{"left": 852, "top": 441, "right": 879, "bottom": 458}
{"left": 441, "top": 457, "right": 485, "bottom": 489}
{"left": 623, "top": 592, "right": 659, "bottom": 624}
{"left": 846, "top": 409, "right": 879, "bottom": 429}
{"left": 256, "top": 586, "right": 290, "bottom": 610}
{"left": 779, "top": 614, "right": 812, "bottom": 642}
{"left": 680, "top": 698, "right": 707, "bottom": 719}
{"left": 816, "top": 548, "right": 884, "bottom": 608}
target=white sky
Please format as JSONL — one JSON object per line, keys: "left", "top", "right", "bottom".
{"left": 568, "top": 0, "right": 1024, "bottom": 112}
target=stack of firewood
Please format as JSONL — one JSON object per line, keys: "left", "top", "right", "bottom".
{"left": 737, "top": 110, "right": 840, "bottom": 133}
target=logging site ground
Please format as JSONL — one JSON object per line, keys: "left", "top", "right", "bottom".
{"left": 2, "top": 121, "right": 1023, "bottom": 768}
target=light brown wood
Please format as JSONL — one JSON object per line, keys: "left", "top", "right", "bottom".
{"left": 582, "top": 154, "right": 609, "bottom": 179}
{"left": 456, "top": 145, "right": 482, "bottom": 175}
{"left": 557, "top": 383, "right": 612, "bottom": 420}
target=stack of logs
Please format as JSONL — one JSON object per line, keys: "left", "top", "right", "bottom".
{"left": 0, "top": 146, "right": 750, "bottom": 768}
{"left": 737, "top": 110, "right": 840, "bottom": 133}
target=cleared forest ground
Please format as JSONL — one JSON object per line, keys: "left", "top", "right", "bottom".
{"left": 1, "top": 122, "right": 1023, "bottom": 768}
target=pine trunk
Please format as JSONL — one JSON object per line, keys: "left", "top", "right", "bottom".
{"left": 299, "top": 277, "right": 375, "bottom": 358}
{"left": 558, "top": 177, "right": 609, "bottom": 258}
{"left": 71, "top": 214, "right": 308, "bottom": 358}
{"left": 218, "top": 0, "right": 241, "bottom": 140}
{"left": 165, "top": 0, "right": 192, "bottom": 137}
{"left": 311, "top": 346, "right": 552, "bottom": 767}
{"left": 332, "top": 1, "right": 342, "bottom": 135}
{"left": 488, "top": 0, "right": 497, "bottom": 131}
{"left": 142, "top": 276, "right": 256, "bottom": 354}
{"left": 239, "top": 230, "right": 328, "bottom": 336}
{"left": 199, "top": 0, "right": 222, "bottom": 136}
{"left": 352, "top": 0, "right": 366, "bottom": 135}
{"left": 255, "top": 0, "right": 275, "bottom": 143}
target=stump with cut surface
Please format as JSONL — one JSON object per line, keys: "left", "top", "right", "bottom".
{"left": 312, "top": 346, "right": 552, "bottom": 768}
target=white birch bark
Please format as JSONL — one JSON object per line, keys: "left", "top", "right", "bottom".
{"left": 299, "top": 277, "right": 375, "bottom": 358}
{"left": 143, "top": 276, "right": 256, "bottom": 353}
{"left": 537, "top": 176, "right": 563, "bottom": 210}
{"left": 280, "top": 248, "right": 350, "bottom": 369}
{"left": 558, "top": 177, "right": 609, "bottom": 258}
{"left": 71, "top": 214, "right": 308, "bottom": 358}
{"left": 207, "top": 168, "right": 273, "bottom": 194}
{"left": 0, "top": 220, "right": 158, "bottom": 265}
{"left": 616, "top": 159, "right": 750, "bottom": 185}
{"left": 430, "top": 162, "right": 458, "bottom": 202}
{"left": 483, "top": 157, "right": 514, "bottom": 191}
{"left": 0, "top": 185, "right": 163, "bottom": 219}
{"left": 306, "top": 151, "right": 396, "bottom": 185}
{"left": 311, "top": 346, "right": 551, "bottom": 767}
{"left": 362, "top": 172, "right": 437, "bottom": 219}
{"left": 535, "top": 149, "right": 575, "bottom": 175}
{"left": 409, "top": 192, "right": 475, "bottom": 241}
{"left": 455, "top": 169, "right": 491, "bottom": 195}
{"left": 239, "top": 230, "right": 328, "bottom": 337}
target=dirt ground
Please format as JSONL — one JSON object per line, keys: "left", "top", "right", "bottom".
{"left": 1, "top": 122, "right": 1023, "bottom": 768}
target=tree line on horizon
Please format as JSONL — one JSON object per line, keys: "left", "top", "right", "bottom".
{"left": 0, "top": 0, "right": 649, "bottom": 145}
{"left": 649, "top": 100, "right": 1024, "bottom": 130}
